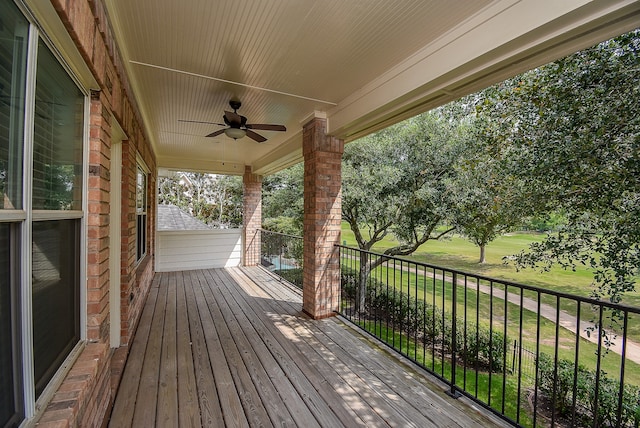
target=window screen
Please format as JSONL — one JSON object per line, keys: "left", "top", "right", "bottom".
{"left": 32, "top": 220, "right": 80, "bottom": 398}
{"left": 32, "top": 39, "right": 84, "bottom": 211}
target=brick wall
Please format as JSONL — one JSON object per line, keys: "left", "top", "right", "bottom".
{"left": 302, "top": 117, "right": 344, "bottom": 319}
{"left": 243, "top": 166, "right": 262, "bottom": 266}
{"left": 36, "top": 0, "right": 157, "bottom": 426}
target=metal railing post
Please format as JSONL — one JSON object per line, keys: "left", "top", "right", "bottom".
{"left": 448, "top": 271, "right": 461, "bottom": 398}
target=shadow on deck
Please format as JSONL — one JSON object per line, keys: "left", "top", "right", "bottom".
{"left": 109, "top": 267, "right": 509, "bottom": 427}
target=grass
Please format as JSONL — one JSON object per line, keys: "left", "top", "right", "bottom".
{"left": 357, "top": 320, "right": 536, "bottom": 426}
{"left": 341, "top": 258, "right": 640, "bottom": 386}
{"left": 340, "top": 222, "right": 640, "bottom": 337}
{"left": 350, "top": 301, "right": 640, "bottom": 427}
{"left": 335, "top": 223, "right": 640, "bottom": 425}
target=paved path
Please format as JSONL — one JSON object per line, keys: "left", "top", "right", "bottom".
{"left": 467, "top": 279, "right": 640, "bottom": 365}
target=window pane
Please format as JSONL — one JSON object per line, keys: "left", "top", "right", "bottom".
{"left": 32, "top": 39, "right": 84, "bottom": 211}
{"left": 0, "top": 0, "right": 29, "bottom": 210}
{"left": 0, "top": 223, "right": 22, "bottom": 427}
{"left": 136, "top": 167, "right": 146, "bottom": 212}
{"left": 136, "top": 167, "right": 147, "bottom": 261}
{"left": 137, "top": 213, "right": 146, "bottom": 261}
{"left": 32, "top": 220, "right": 79, "bottom": 398}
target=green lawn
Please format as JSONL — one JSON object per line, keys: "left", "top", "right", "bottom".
{"left": 339, "top": 222, "right": 640, "bottom": 383}
{"left": 340, "top": 258, "right": 640, "bottom": 386}
{"left": 340, "top": 222, "right": 640, "bottom": 308}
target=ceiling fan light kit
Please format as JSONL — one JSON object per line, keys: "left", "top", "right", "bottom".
{"left": 224, "top": 127, "right": 247, "bottom": 139}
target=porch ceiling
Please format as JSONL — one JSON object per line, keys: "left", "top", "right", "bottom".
{"left": 103, "top": 0, "right": 640, "bottom": 176}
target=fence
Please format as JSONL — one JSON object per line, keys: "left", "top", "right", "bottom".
{"left": 337, "top": 244, "right": 640, "bottom": 428}
{"left": 260, "top": 229, "right": 304, "bottom": 288}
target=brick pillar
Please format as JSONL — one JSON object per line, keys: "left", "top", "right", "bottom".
{"left": 302, "top": 117, "right": 344, "bottom": 319}
{"left": 243, "top": 166, "right": 262, "bottom": 266}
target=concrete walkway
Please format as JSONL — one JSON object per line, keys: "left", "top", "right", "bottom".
{"left": 467, "top": 279, "right": 640, "bottom": 365}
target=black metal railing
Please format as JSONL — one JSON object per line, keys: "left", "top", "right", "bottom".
{"left": 260, "top": 229, "right": 303, "bottom": 288}
{"left": 337, "top": 244, "right": 640, "bottom": 428}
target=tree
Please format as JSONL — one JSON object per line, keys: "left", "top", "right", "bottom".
{"left": 342, "top": 110, "right": 468, "bottom": 311}
{"left": 448, "top": 153, "right": 525, "bottom": 263}
{"left": 158, "top": 174, "right": 188, "bottom": 208}
{"left": 262, "top": 162, "right": 304, "bottom": 234}
{"left": 157, "top": 172, "right": 243, "bottom": 228}
{"left": 475, "top": 30, "right": 640, "bottom": 303}
{"left": 208, "top": 175, "right": 243, "bottom": 227}
{"left": 442, "top": 104, "right": 529, "bottom": 263}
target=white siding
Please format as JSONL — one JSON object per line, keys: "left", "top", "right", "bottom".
{"left": 156, "top": 229, "right": 242, "bottom": 272}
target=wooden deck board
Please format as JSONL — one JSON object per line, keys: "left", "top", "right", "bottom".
{"left": 131, "top": 271, "right": 168, "bottom": 427}
{"left": 182, "top": 270, "right": 224, "bottom": 426}
{"left": 215, "top": 269, "right": 354, "bottom": 427}
{"left": 222, "top": 269, "right": 393, "bottom": 426}
{"left": 156, "top": 271, "right": 179, "bottom": 427}
{"left": 109, "top": 277, "right": 160, "bottom": 427}
{"left": 234, "top": 268, "right": 440, "bottom": 427}
{"left": 175, "top": 271, "right": 203, "bottom": 428}
{"left": 110, "top": 267, "right": 509, "bottom": 428}
{"left": 201, "top": 269, "right": 302, "bottom": 427}
{"left": 189, "top": 270, "right": 248, "bottom": 427}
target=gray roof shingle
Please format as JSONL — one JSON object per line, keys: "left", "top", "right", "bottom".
{"left": 157, "top": 204, "right": 211, "bottom": 230}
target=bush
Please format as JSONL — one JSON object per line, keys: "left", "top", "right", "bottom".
{"left": 340, "top": 267, "right": 359, "bottom": 302}
{"left": 537, "top": 352, "right": 640, "bottom": 427}
{"left": 340, "top": 269, "right": 505, "bottom": 372}
{"left": 273, "top": 268, "right": 303, "bottom": 288}
{"left": 537, "top": 353, "right": 584, "bottom": 416}
{"left": 456, "top": 321, "right": 506, "bottom": 371}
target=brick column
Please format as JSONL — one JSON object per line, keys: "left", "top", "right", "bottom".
{"left": 302, "top": 117, "right": 344, "bottom": 319}
{"left": 243, "top": 166, "right": 262, "bottom": 266}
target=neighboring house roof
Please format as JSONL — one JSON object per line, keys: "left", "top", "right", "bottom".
{"left": 157, "top": 204, "right": 211, "bottom": 230}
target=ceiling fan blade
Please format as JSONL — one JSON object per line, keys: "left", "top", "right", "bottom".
{"left": 245, "top": 129, "right": 267, "bottom": 143}
{"left": 205, "top": 129, "right": 226, "bottom": 138}
{"left": 224, "top": 110, "right": 243, "bottom": 126}
{"left": 246, "top": 124, "right": 286, "bottom": 132}
{"left": 178, "top": 119, "right": 226, "bottom": 126}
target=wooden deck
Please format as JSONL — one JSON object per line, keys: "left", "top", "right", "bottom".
{"left": 109, "top": 267, "right": 508, "bottom": 427}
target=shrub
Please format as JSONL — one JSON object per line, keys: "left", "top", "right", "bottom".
{"left": 340, "top": 267, "right": 359, "bottom": 302}
{"left": 537, "top": 352, "right": 640, "bottom": 427}
{"left": 273, "top": 268, "right": 303, "bottom": 288}
{"left": 340, "top": 270, "right": 506, "bottom": 372}
{"left": 456, "top": 321, "right": 506, "bottom": 371}
{"left": 537, "top": 353, "right": 584, "bottom": 416}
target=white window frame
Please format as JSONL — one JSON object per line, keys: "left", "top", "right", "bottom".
{"left": 136, "top": 157, "right": 150, "bottom": 265}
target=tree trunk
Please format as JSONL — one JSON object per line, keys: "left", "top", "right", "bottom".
{"left": 479, "top": 244, "right": 486, "bottom": 264}
{"left": 357, "top": 251, "right": 369, "bottom": 314}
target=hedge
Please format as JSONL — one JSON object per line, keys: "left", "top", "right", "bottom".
{"left": 537, "top": 352, "right": 640, "bottom": 427}
{"left": 341, "top": 267, "right": 505, "bottom": 372}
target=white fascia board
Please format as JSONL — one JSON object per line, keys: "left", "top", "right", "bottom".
{"left": 328, "top": 0, "right": 640, "bottom": 142}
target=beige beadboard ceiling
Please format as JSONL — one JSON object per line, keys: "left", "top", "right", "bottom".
{"left": 103, "top": 0, "right": 640, "bottom": 176}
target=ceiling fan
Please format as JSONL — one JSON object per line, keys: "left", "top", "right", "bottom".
{"left": 179, "top": 100, "right": 286, "bottom": 143}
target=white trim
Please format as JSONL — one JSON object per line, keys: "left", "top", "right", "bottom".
{"left": 136, "top": 153, "right": 150, "bottom": 173}
{"left": 109, "top": 139, "right": 123, "bottom": 348}
{"left": 79, "top": 94, "right": 90, "bottom": 342}
{"left": 8, "top": 0, "right": 90, "bottom": 420}
{"left": 20, "top": 0, "right": 99, "bottom": 91}
{"left": 31, "top": 210, "right": 84, "bottom": 221}
{"left": 20, "top": 20, "right": 39, "bottom": 420}
{"left": 0, "top": 211, "right": 27, "bottom": 222}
